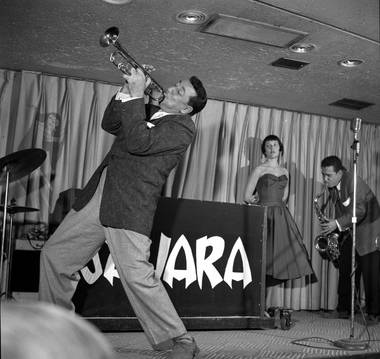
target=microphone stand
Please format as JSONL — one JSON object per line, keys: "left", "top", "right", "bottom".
{"left": 333, "top": 122, "right": 369, "bottom": 350}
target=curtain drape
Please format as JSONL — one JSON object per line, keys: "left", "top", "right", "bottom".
{"left": 1, "top": 69, "right": 379, "bottom": 310}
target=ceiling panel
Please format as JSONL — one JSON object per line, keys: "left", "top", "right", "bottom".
{"left": 0, "top": 0, "right": 379, "bottom": 124}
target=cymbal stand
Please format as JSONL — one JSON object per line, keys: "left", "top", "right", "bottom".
{"left": 0, "top": 166, "right": 10, "bottom": 297}
{"left": 4, "top": 201, "right": 17, "bottom": 299}
{"left": 0, "top": 148, "right": 46, "bottom": 298}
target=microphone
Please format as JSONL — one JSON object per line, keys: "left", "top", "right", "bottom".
{"left": 351, "top": 117, "right": 361, "bottom": 139}
{"left": 351, "top": 117, "right": 361, "bottom": 154}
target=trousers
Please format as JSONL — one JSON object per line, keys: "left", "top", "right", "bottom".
{"left": 39, "top": 170, "right": 187, "bottom": 346}
{"left": 338, "top": 234, "right": 380, "bottom": 316}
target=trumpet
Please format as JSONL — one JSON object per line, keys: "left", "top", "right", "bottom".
{"left": 100, "top": 26, "right": 165, "bottom": 102}
{"left": 313, "top": 188, "right": 341, "bottom": 263}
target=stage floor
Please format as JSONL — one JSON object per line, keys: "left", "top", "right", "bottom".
{"left": 104, "top": 311, "right": 380, "bottom": 359}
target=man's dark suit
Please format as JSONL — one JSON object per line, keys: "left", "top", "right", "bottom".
{"left": 334, "top": 170, "right": 380, "bottom": 317}
{"left": 39, "top": 95, "right": 197, "bottom": 346}
{"left": 73, "top": 97, "right": 195, "bottom": 236}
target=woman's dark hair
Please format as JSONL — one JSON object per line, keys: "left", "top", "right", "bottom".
{"left": 261, "top": 135, "right": 284, "bottom": 156}
{"left": 321, "top": 155, "right": 346, "bottom": 172}
{"left": 188, "top": 76, "right": 207, "bottom": 116}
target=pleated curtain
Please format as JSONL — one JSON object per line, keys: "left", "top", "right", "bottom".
{"left": 1, "top": 69, "right": 379, "bottom": 310}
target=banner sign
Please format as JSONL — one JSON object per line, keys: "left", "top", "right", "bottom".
{"left": 73, "top": 198, "right": 267, "bottom": 321}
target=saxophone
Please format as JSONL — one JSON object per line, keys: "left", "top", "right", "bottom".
{"left": 313, "top": 188, "right": 341, "bottom": 263}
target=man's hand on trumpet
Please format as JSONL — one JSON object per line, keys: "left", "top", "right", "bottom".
{"left": 121, "top": 68, "right": 152, "bottom": 98}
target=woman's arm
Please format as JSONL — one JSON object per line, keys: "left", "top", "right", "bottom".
{"left": 282, "top": 168, "right": 289, "bottom": 202}
{"left": 244, "top": 167, "right": 262, "bottom": 204}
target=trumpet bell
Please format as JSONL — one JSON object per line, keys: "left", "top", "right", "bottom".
{"left": 100, "top": 26, "right": 165, "bottom": 102}
{"left": 99, "top": 26, "right": 120, "bottom": 47}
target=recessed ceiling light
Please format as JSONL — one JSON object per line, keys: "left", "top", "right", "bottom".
{"left": 101, "top": 0, "right": 133, "bottom": 4}
{"left": 338, "top": 59, "right": 364, "bottom": 67}
{"left": 289, "top": 43, "right": 316, "bottom": 53}
{"left": 176, "top": 10, "right": 208, "bottom": 25}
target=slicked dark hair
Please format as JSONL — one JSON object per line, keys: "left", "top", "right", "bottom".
{"left": 188, "top": 76, "right": 207, "bottom": 116}
{"left": 261, "top": 135, "right": 284, "bottom": 156}
{"left": 321, "top": 155, "right": 346, "bottom": 172}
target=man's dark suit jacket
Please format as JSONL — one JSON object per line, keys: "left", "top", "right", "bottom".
{"left": 335, "top": 170, "right": 380, "bottom": 256}
{"left": 73, "top": 97, "right": 195, "bottom": 236}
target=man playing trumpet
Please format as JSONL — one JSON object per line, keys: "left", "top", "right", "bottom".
{"left": 39, "top": 67, "right": 207, "bottom": 358}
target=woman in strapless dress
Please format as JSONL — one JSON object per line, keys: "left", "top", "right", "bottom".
{"left": 244, "top": 135, "right": 314, "bottom": 285}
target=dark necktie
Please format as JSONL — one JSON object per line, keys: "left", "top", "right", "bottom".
{"left": 145, "top": 104, "right": 160, "bottom": 120}
{"left": 330, "top": 186, "right": 339, "bottom": 204}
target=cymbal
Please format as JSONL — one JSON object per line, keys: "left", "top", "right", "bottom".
{"left": 0, "top": 149, "right": 46, "bottom": 185}
{"left": 0, "top": 204, "right": 39, "bottom": 214}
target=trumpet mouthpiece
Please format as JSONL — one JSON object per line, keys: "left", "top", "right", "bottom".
{"left": 99, "top": 35, "right": 111, "bottom": 47}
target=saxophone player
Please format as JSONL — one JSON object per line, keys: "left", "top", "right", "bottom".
{"left": 320, "top": 155, "right": 380, "bottom": 324}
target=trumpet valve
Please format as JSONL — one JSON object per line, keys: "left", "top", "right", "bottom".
{"left": 142, "top": 64, "right": 156, "bottom": 74}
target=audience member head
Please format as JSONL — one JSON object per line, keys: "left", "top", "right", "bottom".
{"left": 1, "top": 301, "right": 115, "bottom": 359}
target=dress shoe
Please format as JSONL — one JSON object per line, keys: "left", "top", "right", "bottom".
{"left": 168, "top": 337, "right": 200, "bottom": 359}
